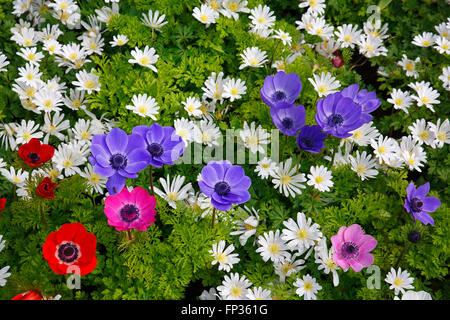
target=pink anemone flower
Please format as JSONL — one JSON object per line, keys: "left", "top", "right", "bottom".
{"left": 104, "top": 187, "right": 157, "bottom": 231}
{"left": 330, "top": 224, "right": 377, "bottom": 272}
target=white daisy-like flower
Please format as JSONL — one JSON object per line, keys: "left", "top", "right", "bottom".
{"left": 429, "top": 119, "right": 450, "bottom": 148}
{"left": 73, "top": 69, "right": 101, "bottom": 94}
{"left": 438, "top": 66, "right": 450, "bottom": 91}
{"left": 385, "top": 267, "right": 415, "bottom": 295}
{"left": 193, "top": 120, "right": 222, "bottom": 147}
{"left": 0, "top": 266, "right": 11, "bottom": 287}
{"left": 246, "top": 287, "right": 272, "bottom": 300}
{"left": 358, "top": 34, "right": 388, "bottom": 58}
{"left": 249, "top": 24, "right": 274, "bottom": 38}
{"left": 295, "top": 11, "right": 316, "bottom": 33}
{"left": 293, "top": 274, "right": 322, "bottom": 300}
{"left": 370, "top": 135, "right": 400, "bottom": 165}
{"left": 209, "top": 240, "right": 240, "bottom": 272}
{"left": 202, "top": 71, "right": 227, "bottom": 104}
{"left": 79, "top": 163, "right": 107, "bottom": 194}
{"left": 230, "top": 206, "right": 260, "bottom": 246}
{"left": 42, "top": 111, "right": 70, "bottom": 144}
{"left": 307, "top": 165, "right": 333, "bottom": 192}
{"left": 398, "top": 135, "right": 427, "bottom": 172}
{"left": 395, "top": 290, "right": 432, "bottom": 300}
{"left": 254, "top": 157, "right": 278, "bottom": 179}
{"left": 154, "top": 174, "right": 193, "bottom": 209}
{"left": 223, "top": 78, "right": 247, "bottom": 102}
{"left": 14, "top": 119, "right": 43, "bottom": 145}
{"left": 52, "top": 143, "right": 86, "bottom": 177}
{"left": 128, "top": 46, "right": 159, "bottom": 72}
{"left": 314, "top": 237, "right": 340, "bottom": 287}
{"left": 141, "top": 9, "right": 167, "bottom": 31}
{"left": 182, "top": 96, "right": 203, "bottom": 118}
{"left": 281, "top": 211, "right": 322, "bottom": 254}
{"left": 255, "top": 230, "right": 290, "bottom": 263}
{"left": 435, "top": 22, "right": 450, "bottom": 39}
{"left": 387, "top": 88, "right": 414, "bottom": 114}
{"left": 272, "top": 29, "right": 292, "bottom": 46}
{"left": 219, "top": 0, "right": 250, "bottom": 21}
{"left": 33, "top": 87, "right": 64, "bottom": 113}
{"left": 363, "top": 21, "right": 389, "bottom": 40}
{"left": 95, "top": 2, "right": 119, "bottom": 26}
{"left": 125, "top": 94, "right": 159, "bottom": 120}
{"left": 239, "top": 121, "right": 270, "bottom": 154}
{"left": 63, "top": 88, "right": 87, "bottom": 111}
{"left": 174, "top": 118, "right": 196, "bottom": 146}
{"left": 271, "top": 158, "right": 306, "bottom": 197}
{"left": 335, "top": 24, "right": 362, "bottom": 49}
{"left": 412, "top": 32, "right": 435, "bottom": 47}
{"left": 238, "top": 47, "right": 268, "bottom": 70}
{"left": 81, "top": 34, "right": 105, "bottom": 56}
{"left": 216, "top": 272, "right": 252, "bottom": 300}
{"left": 315, "top": 38, "right": 341, "bottom": 59}
{"left": 308, "top": 72, "right": 341, "bottom": 97}
{"left": 17, "top": 62, "right": 43, "bottom": 87}
{"left": 0, "top": 234, "right": 5, "bottom": 252}
{"left": 0, "top": 52, "right": 10, "bottom": 72}
{"left": 410, "top": 82, "right": 440, "bottom": 112}
{"left": 408, "top": 119, "right": 435, "bottom": 146}
{"left": 193, "top": 4, "right": 220, "bottom": 27}
{"left": 274, "top": 252, "right": 305, "bottom": 282}
{"left": 299, "top": 0, "right": 326, "bottom": 16}
{"left": 341, "top": 121, "right": 380, "bottom": 147}
{"left": 434, "top": 36, "right": 450, "bottom": 54}
{"left": 0, "top": 123, "right": 18, "bottom": 151}
{"left": 110, "top": 34, "right": 129, "bottom": 47}
{"left": 398, "top": 54, "right": 420, "bottom": 79}
{"left": 17, "top": 47, "right": 44, "bottom": 66}
{"left": 349, "top": 150, "right": 378, "bottom": 180}
{"left": 249, "top": 4, "right": 276, "bottom": 30}
{"left": 199, "top": 287, "right": 218, "bottom": 300}
{"left": 1, "top": 166, "right": 29, "bottom": 186}
{"left": 308, "top": 16, "right": 334, "bottom": 40}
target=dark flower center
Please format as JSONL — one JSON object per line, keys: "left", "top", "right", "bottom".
{"left": 58, "top": 242, "right": 79, "bottom": 263}
{"left": 327, "top": 114, "right": 344, "bottom": 127}
{"left": 301, "top": 137, "right": 314, "bottom": 149}
{"left": 408, "top": 230, "right": 421, "bottom": 243}
{"left": 148, "top": 143, "right": 164, "bottom": 157}
{"left": 27, "top": 152, "right": 40, "bottom": 163}
{"left": 281, "top": 118, "right": 294, "bottom": 130}
{"left": 214, "top": 181, "right": 231, "bottom": 196}
{"left": 272, "top": 90, "right": 286, "bottom": 101}
{"left": 341, "top": 241, "right": 359, "bottom": 260}
{"left": 120, "top": 204, "right": 140, "bottom": 223}
{"left": 410, "top": 197, "right": 423, "bottom": 213}
{"left": 110, "top": 154, "right": 128, "bottom": 170}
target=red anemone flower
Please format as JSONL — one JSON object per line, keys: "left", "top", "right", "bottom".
{"left": 0, "top": 198, "right": 6, "bottom": 210}
{"left": 18, "top": 138, "right": 54, "bottom": 167}
{"left": 36, "top": 177, "right": 57, "bottom": 199}
{"left": 12, "top": 290, "right": 43, "bottom": 300}
{"left": 42, "top": 223, "right": 97, "bottom": 276}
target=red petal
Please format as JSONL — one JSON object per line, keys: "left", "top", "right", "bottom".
{"left": 56, "top": 223, "right": 86, "bottom": 244}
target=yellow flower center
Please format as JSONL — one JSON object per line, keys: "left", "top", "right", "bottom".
{"left": 25, "top": 87, "right": 36, "bottom": 97}
{"left": 244, "top": 223, "right": 255, "bottom": 230}
{"left": 318, "top": 84, "right": 328, "bottom": 93}
{"left": 139, "top": 56, "right": 150, "bottom": 65}
{"left": 304, "top": 282, "right": 313, "bottom": 291}
{"left": 310, "top": 0, "right": 318, "bottom": 7}
{"left": 419, "top": 131, "right": 429, "bottom": 141}
{"left": 394, "top": 98, "right": 403, "bottom": 105}
{"left": 421, "top": 96, "right": 430, "bottom": 104}
{"left": 230, "top": 286, "right": 242, "bottom": 297}
{"left": 168, "top": 192, "right": 178, "bottom": 201}
{"left": 437, "top": 132, "right": 446, "bottom": 141}
{"left": 423, "top": 40, "right": 430, "bottom": 46}
{"left": 344, "top": 35, "right": 353, "bottom": 42}
{"left": 24, "top": 38, "right": 32, "bottom": 46}
{"left": 210, "top": 1, "right": 219, "bottom": 10}
{"left": 138, "top": 105, "right": 148, "bottom": 114}
{"left": 90, "top": 173, "right": 100, "bottom": 184}
{"left": 269, "top": 243, "right": 280, "bottom": 254}
{"left": 72, "top": 99, "right": 81, "bottom": 108}
{"left": 246, "top": 136, "right": 258, "bottom": 147}
{"left": 326, "top": 258, "right": 337, "bottom": 269}
{"left": 297, "top": 228, "right": 308, "bottom": 239}
{"left": 405, "top": 63, "right": 414, "bottom": 71}
{"left": 352, "top": 130, "right": 362, "bottom": 139}
{"left": 230, "top": 87, "right": 239, "bottom": 95}
{"left": 26, "top": 73, "right": 34, "bottom": 80}
{"left": 84, "top": 80, "right": 95, "bottom": 89}
{"left": 228, "top": 2, "right": 239, "bottom": 12}
{"left": 249, "top": 58, "right": 259, "bottom": 66}
{"left": 215, "top": 252, "right": 227, "bottom": 263}
{"left": 200, "top": 14, "right": 209, "bottom": 22}
{"left": 27, "top": 53, "right": 35, "bottom": 60}
{"left": 49, "top": 169, "right": 59, "bottom": 179}
{"left": 62, "top": 159, "right": 72, "bottom": 168}
{"left": 357, "top": 164, "right": 366, "bottom": 174}
{"left": 365, "top": 44, "right": 374, "bottom": 52}
{"left": 281, "top": 175, "right": 291, "bottom": 185}
{"left": 393, "top": 278, "right": 403, "bottom": 286}
{"left": 257, "top": 17, "right": 266, "bottom": 24}
{"left": 315, "top": 176, "right": 324, "bottom": 184}
{"left": 378, "top": 146, "right": 386, "bottom": 154}
{"left": 44, "top": 99, "right": 53, "bottom": 108}
{"left": 81, "top": 131, "right": 90, "bottom": 140}
{"left": 23, "top": 132, "right": 31, "bottom": 141}
{"left": 281, "top": 263, "right": 293, "bottom": 275}
{"left": 69, "top": 52, "right": 78, "bottom": 60}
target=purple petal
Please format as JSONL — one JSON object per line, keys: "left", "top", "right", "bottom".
{"left": 106, "top": 128, "right": 128, "bottom": 154}
{"left": 422, "top": 196, "right": 441, "bottom": 212}
{"left": 106, "top": 173, "right": 126, "bottom": 195}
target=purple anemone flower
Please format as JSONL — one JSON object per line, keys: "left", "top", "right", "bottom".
{"left": 198, "top": 160, "right": 251, "bottom": 211}
{"left": 260, "top": 71, "right": 302, "bottom": 108}
{"left": 132, "top": 123, "right": 185, "bottom": 167}
{"left": 296, "top": 125, "right": 326, "bottom": 153}
{"left": 315, "top": 92, "right": 368, "bottom": 138}
{"left": 340, "top": 84, "right": 381, "bottom": 119}
{"left": 270, "top": 103, "right": 305, "bottom": 136}
{"left": 89, "top": 127, "right": 150, "bottom": 195}
{"left": 404, "top": 182, "right": 441, "bottom": 225}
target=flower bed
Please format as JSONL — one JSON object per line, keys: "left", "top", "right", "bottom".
{"left": 0, "top": 0, "right": 448, "bottom": 301}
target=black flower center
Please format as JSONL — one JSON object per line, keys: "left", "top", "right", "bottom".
{"left": 281, "top": 118, "right": 294, "bottom": 130}
{"left": 148, "top": 143, "right": 164, "bottom": 157}
{"left": 58, "top": 242, "right": 79, "bottom": 263}
{"left": 214, "top": 181, "right": 231, "bottom": 196}
{"left": 120, "top": 204, "right": 140, "bottom": 222}
{"left": 408, "top": 230, "right": 421, "bottom": 243}
{"left": 110, "top": 154, "right": 127, "bottom": 170}
{"left": 341, "top": 241, "right": 359, "bottom": 260}
{"left": 27, "top": 152, "right": 40, "bottom": 163}
{"left": 301, "top": 137, "right": 314, "bottom": 148}
{"left": 327, "top": 114, "right": 344, "bottom": 127}
{"left": 272, "top": 90, "right": 286, "bottom": 101}
{"left": 410, "top": 198, "right": 423, "bottom": 213}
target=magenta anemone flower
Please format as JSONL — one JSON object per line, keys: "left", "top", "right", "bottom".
{"left": 104, "top": 187, "right": 157, "bottom": 231}
{"left": 404, "top": 182, "right": 441, "bottom": 226}
{"left": 330, "top": 224, "right": 377, "bottom": 272}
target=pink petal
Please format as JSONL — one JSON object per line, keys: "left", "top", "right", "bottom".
{"left": 343, "top": 224, "right": 364, "bottom": 243}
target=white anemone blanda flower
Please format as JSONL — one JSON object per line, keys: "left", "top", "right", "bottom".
{"left": 154, "top": 174, "right": 193, "bottom": 209}
{"left": 385, "top": 267, "right": 415, "bottom": 295}
{"left": 216, "top": 272, "right": 252, "bottom": 300}
{"left": 307, "top": 165, "right": 333, "bottom": 192}
{"left": 271, "top": 158, "right": 306, "bottom": 197}
{"left": 293, "top": 274, "right": 322, "bottom": 300}
{"left": 209, "top": 240, "right": 240, "bottom": 272}
{"left": 281, "top": 212, "right": 322, "bottom": 254}
{"left": 255, "top": 230, "right": 290, "bottom": 263}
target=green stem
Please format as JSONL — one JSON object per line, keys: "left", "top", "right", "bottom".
{"left": 126, "top": 229, "right": 134, "bottom": 241}
{"left": 211, "top": 207, "right": 216, "bottom": 229}
{"left": 149, "top": 166, "right": 155, "bottom": 197}
{"left": 295, "top": 153, "right": 301, "bottom": 175}
{"left": 394, "top": 242, "right": 410, "bottom": 269}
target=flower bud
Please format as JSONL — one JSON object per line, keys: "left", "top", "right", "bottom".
{"left": 408, "top": 230, "right": 421, "bottom": 243}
